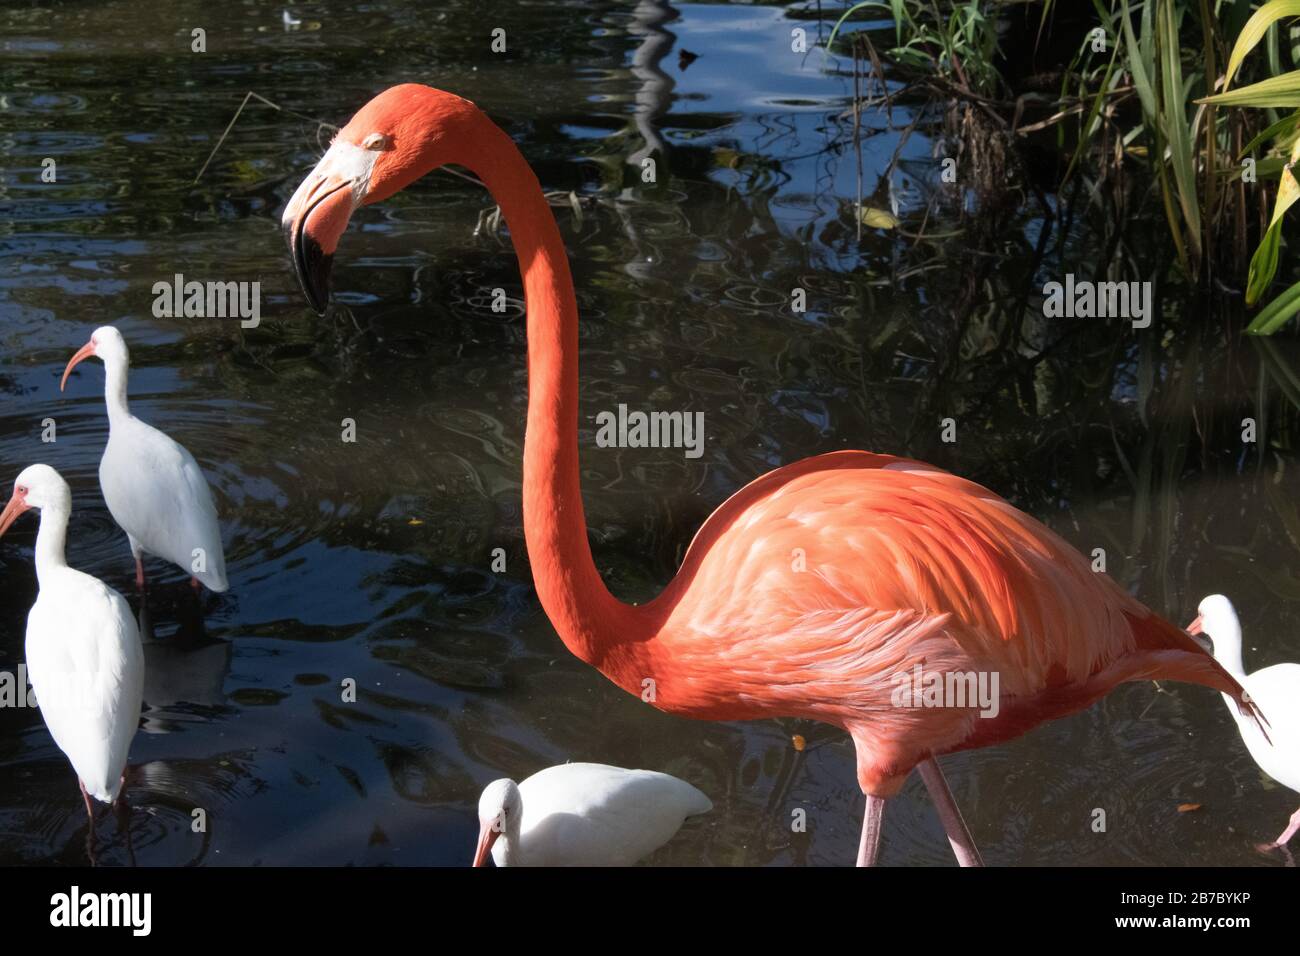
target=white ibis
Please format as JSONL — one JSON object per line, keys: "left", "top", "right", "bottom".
{"left": 0, "top": 464, "right": 144, "bottom": 831}
{"left": 61, "top": 325, "right": 229, "bottom": 593}
{"left": 473, "top": 762, "right": 712, "bottom": 866}
{"left": 1189, "top": 594, "right": 1300, "bottom": 854}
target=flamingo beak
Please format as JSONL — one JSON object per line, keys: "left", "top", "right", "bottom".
{"left": 60, "top": 341, "right": 96, "bottom": 392}
{"left": 472, "top": 819, "right": 501, "bottom": 867}
{"left": 0, "top": 492, "right": 29, "bottom": 538}
{"left": 283, "top": 141, "right": 372, "bottom": 315}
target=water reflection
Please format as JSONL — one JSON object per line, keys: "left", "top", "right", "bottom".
{"left": 0, "top": 0, "right": 1297, "bottom": 867}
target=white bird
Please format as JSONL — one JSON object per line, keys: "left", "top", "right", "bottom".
{"left": 473, "top": 762, "right": 712, "bottom": 866}
{"left": 0, "top": 465, "right": 144, "bottom": 824}
{"left": 61, "top": 326, "right": 229, "bottom": 593}
{"left": 1189, "top": 594, "right": 1300, "bottom": 853}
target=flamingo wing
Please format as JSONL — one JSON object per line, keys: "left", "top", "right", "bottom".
{"left": 634, "top": 451, "right": 1251, "bottom": 789}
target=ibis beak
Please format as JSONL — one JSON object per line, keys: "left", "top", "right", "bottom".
{"left": 0, "top": 493, "right": 29, "bottom": 538}
{"left": 60, "top": 341, "right": 96, "bottom": 391}
{"left": 1184, "top": 614, "right": 1212, "bottom": 652}
{"left": 472, "top": 820, "right": 501, "bottom": 867}
{"left": 282, "top": 141, "right": 370, "bottom": 315}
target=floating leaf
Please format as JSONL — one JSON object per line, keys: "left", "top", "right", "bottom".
{"left": 713, "top": 147, "right": 741, "bottom": 169}
{"left": 859, "top": 205, "right": 899, "bottom": 229}
{"left": 1177, "top": 802, "right": 1202, "bottom": 813}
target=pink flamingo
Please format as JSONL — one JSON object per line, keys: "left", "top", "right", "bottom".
{"left": 281, "top": 84, "right": 1262, "bottom": 865}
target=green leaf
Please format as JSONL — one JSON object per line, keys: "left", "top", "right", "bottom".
{"left": 1200, "top": 70, "right": 1300, "bottom": 107}
{"left": 1158, "top": 0, "right": 1200, "bottom": 258}
{"left": 1223, "top": 0, "right": 1300, "bottom": 91}
{"left": 1248, "top": 276, "right": 1300, "bottom": 332}
{"left": 1239, "top": 109, "right": 1300, "bottom": 157}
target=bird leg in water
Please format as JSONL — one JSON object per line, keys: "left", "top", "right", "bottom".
{"left": 80, "top": 780, "right": 98, "bottom": 865}
{"left": 114, "top": 776, "right": 135, "bottom": 867}
{"left": 856, "top": 794, "right": 887, "bottom": 866}
{"left": 1259, "top": 806, "right": 1300, "bottom": 854}
{"left": 134, "top": 556, "right": 147, "bottom": 592}
{"left": 79, "top": 780, "right": 95, "bottom": 826}
{"left": 917, "top": 758, "right": 984, "bottom": 867}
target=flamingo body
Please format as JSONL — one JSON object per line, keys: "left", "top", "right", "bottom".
{"left": 474, "top": 763, "right": 712, "bottom": 866}
{"left": 609, "top": 451, "right": 1238, "bottom": 793}
{"left": 284, "top": 84, "right": 1261, "bottom": 863}
{"left": 0, "top": 465, "right": 144, "bottom": 805}
{"left": 62, "top": 326, "right": 228, "bottom": 592}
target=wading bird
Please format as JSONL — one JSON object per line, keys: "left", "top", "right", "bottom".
{"left": 473, "top": 763, "right": 712, "bottom": 866}
{"left": 1188, "top": 595, "right": 1299, "bottom": 857}
{"left": 61, "top": 326, "right": 229, "bottom": 593}
{"left": 0, "top": 465, "right": 144, "bottom": 842}
{"left": 283, "top": 84, "right": 1262, "bottom": 865}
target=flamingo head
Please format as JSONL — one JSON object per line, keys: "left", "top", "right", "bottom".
{"left": 0, "top": 465, "right": 70, "bottom": 537}
{"left": 1185, "top": 594, "right": 1240, "bottom": 653}
{"left": 473, "top": 777, "right": 522, "bottom": 867}
{"left": 61, "top": 325, "right": 128, "bottom": 391}
{"left": 282, "top": 84, "right": 484, "bottom": 314}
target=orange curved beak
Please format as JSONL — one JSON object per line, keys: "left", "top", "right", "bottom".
{"left": 472, "top": 820, "right": 500, "bottom": 867}
{"left": 282, "top": 147, "right": 362, "bottom": 315}
{"left": 1183, "top": 614, "right": 1212, "bottom": 651}
{"left": 60, "top": 340, "right": 96, "bottom": 392}
{"left": 0, "top": 492, "right": 29, "bottom": 538}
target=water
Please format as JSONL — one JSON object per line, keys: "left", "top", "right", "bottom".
{"left": 1, "top": 0, "right": 1298, "bottom": 866}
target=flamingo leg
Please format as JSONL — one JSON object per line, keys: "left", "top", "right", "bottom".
{"left": 917, "top": 758, "right": 984, "bottom": 867}
{"left": 190, "top": 575, "right": 202, "bottom": 592}
{"left": 134, "top": 556, "right": 147, "bottom": 591}
{"left": 856, "top": 794, "right": 887, "bottom": 866}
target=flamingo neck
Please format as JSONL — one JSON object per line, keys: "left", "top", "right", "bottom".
{"left": 102, "top": 358, "right": 131, "bottom": 424}
{"left": 447, "top": 117, "right": 644, "bottom": 669}
{"left": 33, "top": 504, "right": 70, "bottom": 587}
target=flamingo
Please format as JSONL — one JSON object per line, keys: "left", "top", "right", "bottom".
{"left": 1187, "top": 594, "right": 1299, "bottom": 857}
{"left": 0, "top": 465, "right": 144, "bottom": 845}
{"left": 282, "top": 84, "right": 1263, "bottom": 865}
{"left": 473, "top": 763, "right": 712, "bottom": 866}
{"left": 60, "top": 325, "right": 229, "bottom": 593}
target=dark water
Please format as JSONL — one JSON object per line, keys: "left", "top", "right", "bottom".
{"left": 1, "top": 0, "right": 1298, "bottom": 866}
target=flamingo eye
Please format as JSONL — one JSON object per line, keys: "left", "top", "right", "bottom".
{"left": 362, "top": 132, "right": 388, "bottom": 151}
{"left": 16, "top": 486, "right": 26, "bottom": 495}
